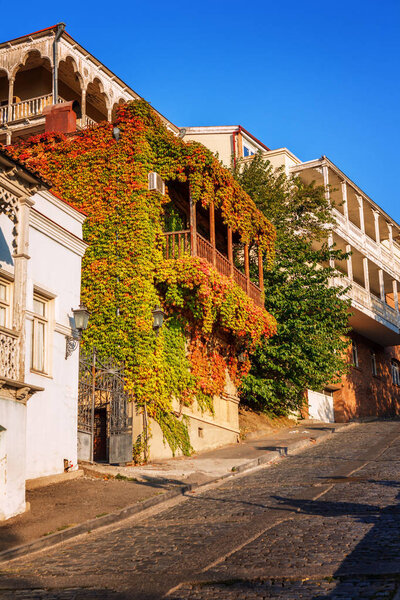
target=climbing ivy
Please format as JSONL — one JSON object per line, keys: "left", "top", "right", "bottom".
{"left": 6, "top": 100, "right": 276, "bottom": 456}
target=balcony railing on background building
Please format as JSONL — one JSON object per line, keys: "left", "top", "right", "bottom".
{"left": 163, "top": 230, "right": 263, "bottom": 307}
{"left": 332, "top": 275, "right": 400, "bottom": 329}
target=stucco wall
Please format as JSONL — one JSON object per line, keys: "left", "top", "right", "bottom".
{"left": 184, "top": 133, "right": 233, "bottom": 167}
{"left": 23, "top": 195, "right": 83, "bottom": 479}
{"left": 132, "top": 369, "right": 240, "bottom": 461}
{"left": 0, "top": 396, "right": 26, "bottom": 520}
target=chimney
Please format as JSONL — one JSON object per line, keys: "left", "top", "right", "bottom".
{"left": 43, "top": 102, "right": 77, "bottom": 134}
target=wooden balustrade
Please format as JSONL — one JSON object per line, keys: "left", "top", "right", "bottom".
{"left": 162, "top": 231, "right": 263, "bottom": 307}
{"left": 0, "top": 94, "right": 66, "bottom": 124}
{"left": 164, "top": 230, "right": 191, "bottom": 259}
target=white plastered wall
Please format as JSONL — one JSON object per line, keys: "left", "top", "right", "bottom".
{"left": 24, "top": 192, "right": 84, "bottom": 479}
{"left": 0, "top": 397, "right": 26, "bottom": 520}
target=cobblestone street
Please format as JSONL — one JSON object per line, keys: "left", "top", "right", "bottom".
{"left": 1, "top": 421, "right": 400, "bottom": 599}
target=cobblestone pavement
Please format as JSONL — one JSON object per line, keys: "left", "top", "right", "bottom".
{"left": 2, "top": 421, "right": 400, "bottom": 599}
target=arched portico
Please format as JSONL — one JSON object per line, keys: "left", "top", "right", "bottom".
{"left": 86, "top": 78, "right": 110, "bottom": 123}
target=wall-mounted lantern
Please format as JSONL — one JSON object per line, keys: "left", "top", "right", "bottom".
{"left": 112, "top": 126, "right": 121, "bottom": 142}
{"left": 65, "top": 305, "right": 90, "bottom": 359}
{"left": 237, "top": 351, "right": 247, "bottom": 363}
{"left": 152, "top": 305, "right": 167, "bottom": 336}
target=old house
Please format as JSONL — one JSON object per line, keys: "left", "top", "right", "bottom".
{"left": 0, "top": 150, "right": 86, "bottom": 519}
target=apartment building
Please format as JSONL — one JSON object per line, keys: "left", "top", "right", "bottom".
{"left": 183, "top": 127, "right": 400, "bottom": 422}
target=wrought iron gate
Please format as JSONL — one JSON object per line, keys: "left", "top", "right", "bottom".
{"left": 78, "top": 349, "right": 132, "bottom": 464}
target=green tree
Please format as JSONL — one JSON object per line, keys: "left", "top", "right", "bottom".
{"left": 233, "top": 153, "right": 350, "bottom": 416}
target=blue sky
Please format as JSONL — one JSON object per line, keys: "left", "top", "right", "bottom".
{"left": 1, "top": 1, "right": 399, "bottom": 219}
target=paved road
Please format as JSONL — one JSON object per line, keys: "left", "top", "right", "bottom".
{"left": 1, "top": 421, "right": 400, "bottom": 599}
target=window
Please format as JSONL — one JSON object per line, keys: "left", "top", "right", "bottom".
{"left": 351, "top": 340, "right": 359, "bottom": 367}
{"left": 0, "top": 279, "right": 11, "bottom": 328}
{"left": 392, "top": 361, "right": 400, "bottom": 386}
{"left": 243, "top": 146, "right": 255, "bottom": 157}
{"left": 371, "top": 351, "right": 377, "bottom": 376}
{"left": 31, "top": 295, "right": 48, "bottom": 373}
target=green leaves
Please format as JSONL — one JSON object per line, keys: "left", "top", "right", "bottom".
{"left": 233, "top": 153, "right": 350, "bottom": 415}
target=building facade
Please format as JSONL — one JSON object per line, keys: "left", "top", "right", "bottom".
{"left": 0, "top": 150, "right": 86, "bottom": 519}
{"left": 183, "top": 127, "right": 400, "bottom": 422}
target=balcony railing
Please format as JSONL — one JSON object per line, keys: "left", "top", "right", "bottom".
{"left": 332, "top": 275, "right": 400, "bottom": 328}
{"left": 333, "top": 207, "right": 400, "bottom": 279}
{"left": 0, "top": 95, "right": 100, "bottom": 129}
{"left": 0, "top": 94, "right": 65, "bottom": 125}
{"left": 163, "top": 230, "right": 263, "bottom": 307}
{"left": 0, "top": 328, "right": 19, "bottom": 380}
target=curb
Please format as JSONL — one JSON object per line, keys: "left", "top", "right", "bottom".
{"left": 0, "top": 422, "right": 354, "bottom": 563}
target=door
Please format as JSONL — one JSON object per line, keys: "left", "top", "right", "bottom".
{"left": 307, "top": 390, "right": 335, "bottom": 422}
{"left": 93, "top": 408, "right": 107, "bottom": 461}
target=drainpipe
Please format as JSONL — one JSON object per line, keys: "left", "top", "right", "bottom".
{"left": 232, "top": 129, "right": 238, "bottom": 168}
{"left": 52, "top": 23, "right": 66, "bottom": 104}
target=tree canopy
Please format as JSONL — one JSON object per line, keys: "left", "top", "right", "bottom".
{"left": 233, "top": 153, "right": 350, "bottom": 416}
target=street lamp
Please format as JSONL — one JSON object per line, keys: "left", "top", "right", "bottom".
{"left": 152, "top": 305, "right": 167, "bottom": 336}
{"left": 65, "top": 305, "right": 90, "bottom": 359}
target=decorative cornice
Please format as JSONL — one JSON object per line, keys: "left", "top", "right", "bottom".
{"left": 29, "top": 209, "right": 88, "bottom": 257}
{"left": 37, "top": 190, "right": 86, "bottom": 224}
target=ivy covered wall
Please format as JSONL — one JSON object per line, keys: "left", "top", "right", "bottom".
{"left": 6, "top": 101, "right": 277, "bottom": 454}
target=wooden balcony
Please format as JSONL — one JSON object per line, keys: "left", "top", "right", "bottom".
{"left": 164, "top": 230, "right": 264, "bottom": 307}
{"left": 0, "top": 95, "right": 98, "bottom": 129}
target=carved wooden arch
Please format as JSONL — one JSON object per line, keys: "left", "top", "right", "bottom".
{"left": 58, "top": 54, "right": 84, "bottom": 89}
{"left": 10, "top": 49, "right": 52, "bottom": 80}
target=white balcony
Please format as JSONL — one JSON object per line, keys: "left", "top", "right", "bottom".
{"left": 332, "top": 275, "right": 400, "bottom": 346}
{"left": 333, "top": 207, "right": 400, "bottom": 281}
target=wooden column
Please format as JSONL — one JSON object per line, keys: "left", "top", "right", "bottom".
{"left": 322, "top": 164, "right": 330, "bottom": 204}
{"left": 346, "top": 244, "right": 353, "bottom": 281}
{"left": 209, "top": 201, "right": 216, "bottom": 266}
{"left": 81, "top": 88, "right": 87, "bottom": 126}
{"left": 373, "top": 210, "right": 380, "bottom": 244}
{"left": 341, "top": 180, "right": 349, "bottom": 221}
{"left": 244, "top": 244, "right": 250, "bottom": 293}
{"left": 7, "top": 77, "right": 14, "bottom": 122}
{"left": 378, "top": 269, "right": 385, "bottom": 302}
{"left": 357, "top": 195, "right": 365, "bottom": 234}
{"left": 258, "top": 247, "right": 264, "bottom": 291}
{"left": 189, "top": 194, "right": 197, "bottom": 256}
{"left": 393, "top": 280, "right": 399, "bottom": 313}
{"left": 363, "top": 257, "right": 370, "bottom": 292}
{"left": 227, "top": 226, "right": 233, "bottom": 276}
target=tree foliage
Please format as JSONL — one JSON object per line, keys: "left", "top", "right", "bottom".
{"left": 233, "top": 153, "right": 350, "bottom": 416}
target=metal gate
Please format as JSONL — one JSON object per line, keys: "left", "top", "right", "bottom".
{"left": 78, "top": 349, "right": 132, "bottom": 464}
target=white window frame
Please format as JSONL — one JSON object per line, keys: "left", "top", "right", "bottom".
{"left": 243, "top": 145, "right": 255, "bottom": 158}
{"left": 371, "top": 351, "right": 377, "bottom": 377}
{"left": 0, "top": 277, "right": 12, "bottom": 329}
{"left": 351, "top": 340, "right": 359, "bottom": 367}
{"left": 392, "top": 360, "right": 400, "bottom": 386}
{"left": 31, "top": 293, "right": 49, "bottom": 374}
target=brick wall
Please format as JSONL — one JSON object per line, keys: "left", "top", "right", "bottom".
{"left": 333, "top": 332, "right": 400, "bottom": 422}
